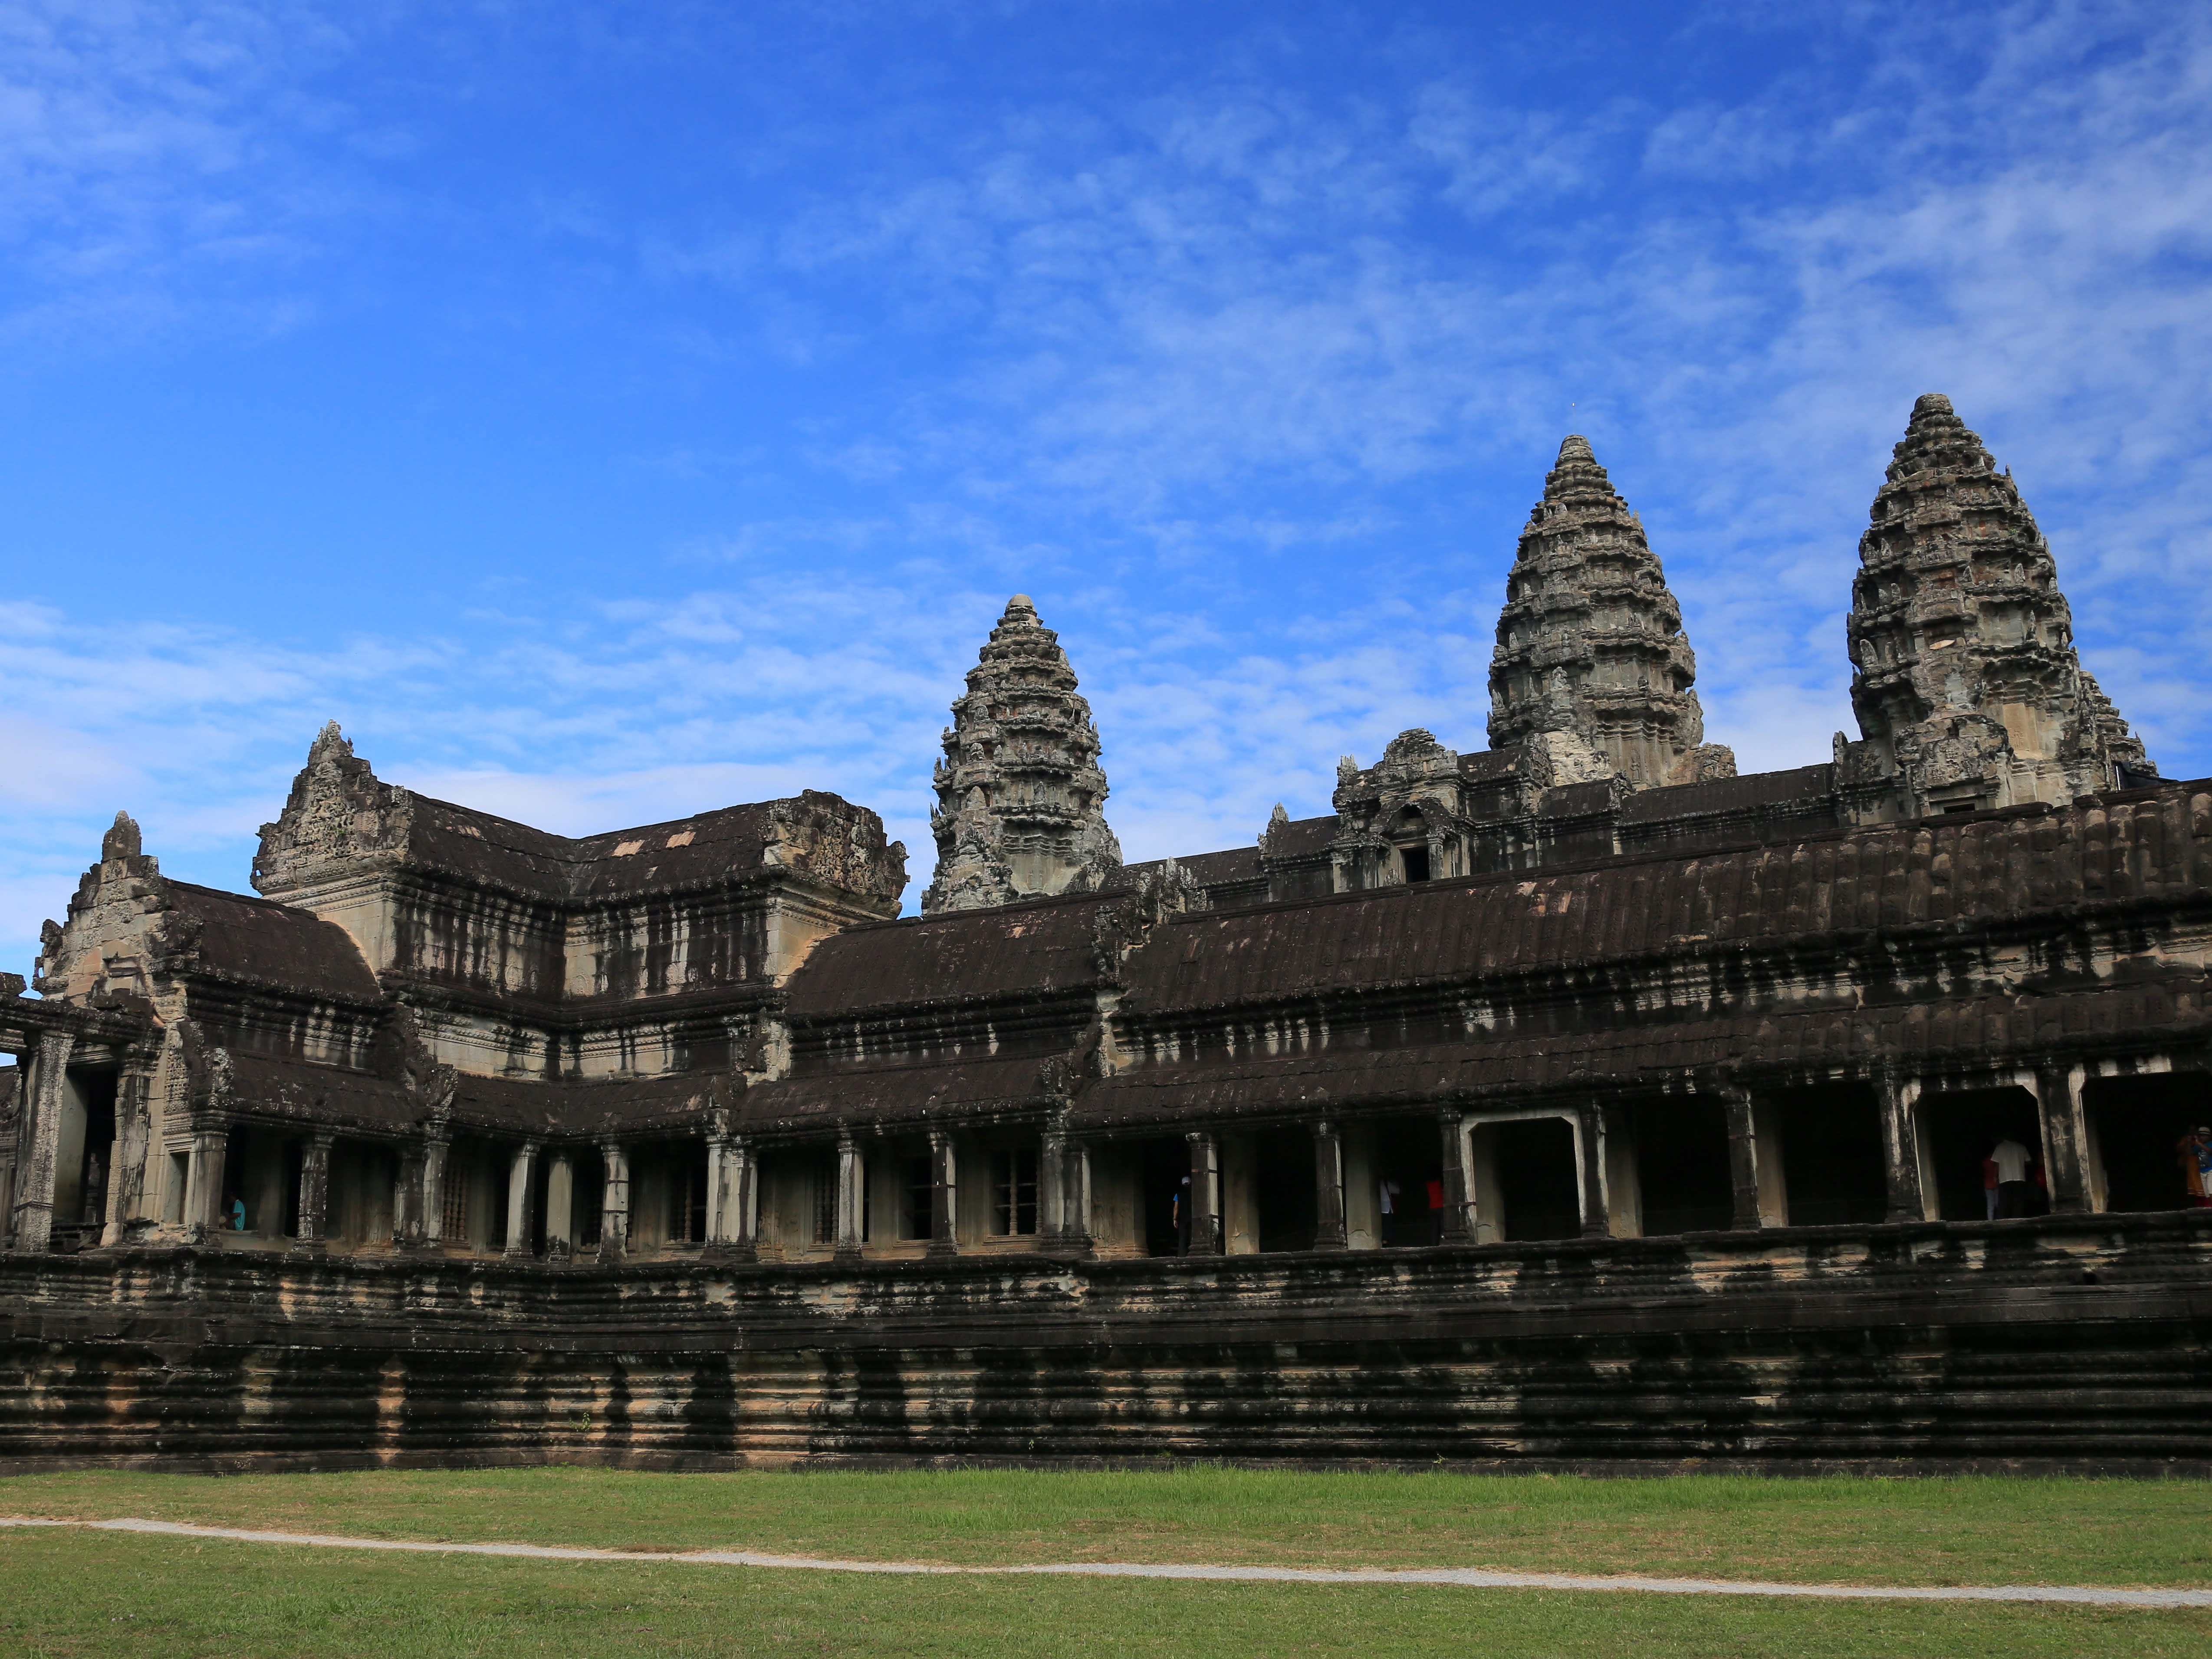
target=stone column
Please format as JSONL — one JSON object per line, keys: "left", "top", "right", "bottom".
{"left": 1039, "top": 1126, "right": 1069, "bottom": 1249}
{"left": 417, "top": 1128, "right": 454, "bottom": 1249}
{"left": 926, "top": 1129, "right": 957, "bottom": 1259}
{"left": 1184, "top": 1130, "right": 1221, "bottom": 1256}
{"left": 503, "top": 1140, "right": 539, "bottom": 1257}
{"left": 294, "top": 1132, "right": 333, "bottom": 1251}
{"left": 8, "top": 1030, "right": 74, "bottom": 1253}
{"left": 598, "top": 1140, "right": 630, "bottom": 1260}
{"left": 1436, "top": 1109, "right": 1474, "bottom": 1244}
{"left": 1063, "top": 1137, "right": 1092, "bottom": 1254}
{"left": 1572, "top": 1104, "right": 1610, "bottom": 1239}
{"left": 1722, "top": 1085, "right": 1789, "bottom": 1229}
{"left": 543, "top": 1153, "right": 575, "bottom": 1257}
{"left": 1875, "top": 1073, "right": 1936, "bottom": 1222}
{"left": 834, "top": 1132, "right": 864, "bottom": 1264}
{"left": 185, "top": 1125, "right": 228, "bottom": 1243}
{"left": 2031, "top": 1063, "right": 2093, "bottom": 1214}
{"left": 726, "top": 1138, "right": 759, "bottom": 1261}
{"left": 1311, "top": 1119, "right": 1347, "bottom": 1250}
{"left": 705, "top": 1133, "right": 729, "bottom": 1245}
{"left": 101, "top": 1051, "right": 156, "bottom": 1248}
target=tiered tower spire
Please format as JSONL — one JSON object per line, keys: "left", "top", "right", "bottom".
{"left": 1846, "top": 394, "right": 2153, "bottom": 813}
{"left": 923, "top": 595, "right": 1123, "bottom": 913}
{"left": 1487, "top": 435, "right": 1734, "bottom": 788}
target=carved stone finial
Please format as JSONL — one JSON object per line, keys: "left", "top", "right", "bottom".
{"left": 1270, "top": 802, "right": 1289, "bottom": 825}
{"left": 102, "top": 811, "right": 142, "bottom": 863}
{"left": 1489, "top": 435, "right": 1728, "bottom": 788}
{"left": 922, "top": 595, "right": 1122, "bottom": 913}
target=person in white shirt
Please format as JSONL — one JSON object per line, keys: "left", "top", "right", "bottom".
{"left": 1990, "top": 1136, "right": 2035, "bottom": 1219}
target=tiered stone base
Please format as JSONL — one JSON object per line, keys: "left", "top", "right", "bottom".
{"left": 3, "top": 1212, "right": 2209, "bottom": 1472}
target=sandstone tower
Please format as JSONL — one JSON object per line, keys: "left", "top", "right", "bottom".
{"left": 1487, "top": 435, "right": 1735, "bottom": 788}
{"left": 1846, "top": 394, "right": 2154, "bottom": 814}
{"left": 923, "top": 595, "right": 1123, "bottom": 913}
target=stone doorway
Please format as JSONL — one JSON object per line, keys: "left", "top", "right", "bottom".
{"left": 1917, "top": 1087, "right": 2046, "bottom": 1221}
{"left": 2087, "top": 1072, "right": 2212, "bottom": 1213}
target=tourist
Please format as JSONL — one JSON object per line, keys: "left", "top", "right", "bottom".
{"left": 2179, "top": 1126, "right": 2212, "bottom": 1209}
{"left": 1990, "top": 1135, "right": 2035, "bottom": 1219}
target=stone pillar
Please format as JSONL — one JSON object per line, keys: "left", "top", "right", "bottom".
{"left": 1311, "top": 1119, "right": 1347, "bottom": 1250}
{"left": 1876, "top": 1073, "right": 1936, "bottom": 1222}
{"left": 185, "top": 1126, "right": 228, "bottom": 1242}
{"left": 503, "top": 1140, "right": 539, "bottom": 1257}
{"left": 1063, "top": 1137, "right": 1091, "bottom": 1254}
{"left": 1184, "top": 1130, "right": 1221, "bottom": 1256}
{"left": 2031, "top": 1063, "right": 2093, "bottom": 1214}
{"left": 1722, "top": 1086, "right": 1789, "bottom": 1229}
{"left": 294, "top": 1132, "right": 333, "bottom": 1251}
{"left": 926, "top": 1129, "right": 957, "bottom": 1259}
{"left": 598, "top": 1139, "right": 630, "bottom": 1260}
{"left": 1436, "top": 1110, "right": 1473, "bottom": 1244}
{"left": 705, "top": 1133, "right": 729, "bottom": 1245}
{"left": 834, "top": 1132, "right": 864, "bottom": 1264}
{"left": 418, "top": 1129, "right": 452, "bottom": 1248}
{"left": 8, "top": 1030, "right": 74, "bottom": 1253}
{"left": 101, "top": 1051, "right": 157, "bottom": 1248}
{"left": 727, "top": 1138, "right": 759, "bottom": 1261}
{"left": 1039, "top": 1126, "right": 1069, "bottom": 1248}
{"left": 1572, "top": 1104, "right": 1610, "bottom": 1239}
{"left": 544, "top": 1154, "right": 575, "bottom": 1257}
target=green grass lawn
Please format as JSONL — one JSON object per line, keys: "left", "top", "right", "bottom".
{"left": 0, "top": 1467, "right": 2207, "bottom": 1657}
{"left": 2, "top": 1465, "right": 2206, "bottom": 1584}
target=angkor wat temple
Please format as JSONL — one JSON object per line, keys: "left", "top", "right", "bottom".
{"left": 3, "top": 393, "right": 2207, "bottom": 1471}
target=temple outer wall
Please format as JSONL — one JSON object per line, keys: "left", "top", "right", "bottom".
{"left": 2, "top": 1212, "right": 2209, "bottom": 1474}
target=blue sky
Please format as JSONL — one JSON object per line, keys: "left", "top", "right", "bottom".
{"left": 3, "top": 0, "right": 2209, "bottom": 968}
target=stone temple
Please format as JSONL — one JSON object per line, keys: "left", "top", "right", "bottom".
{"left": 2, "top": 394, "right": 2207, "bottom": 1471}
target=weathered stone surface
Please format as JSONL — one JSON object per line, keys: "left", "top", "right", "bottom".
{"left": 1847, "top": 393, "right": 2155, "bottom": 814}
{"left": 924, "top": 596, "right": 1121, "bottom": 913}
{"left": 0, "top": 1213, "right": 2207, "bottom": 1469}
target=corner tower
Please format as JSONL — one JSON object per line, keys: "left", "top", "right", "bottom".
{"left": 923, "top": 595, "right": 1123, "bottom": 914}
{"left": 1847, "top": 394, "right": 2154, "bottom": 814}
{"left": 1488, "top": 436, "right": 1734, "bottom": 788}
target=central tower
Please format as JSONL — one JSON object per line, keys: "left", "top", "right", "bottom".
{"left": 923, "top": 595, "right": 1123, "bottom": 913}
{"left": 1487, "top": 435, "right": 1734, "bottom": 788}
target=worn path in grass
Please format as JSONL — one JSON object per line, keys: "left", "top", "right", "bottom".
{"left": 5, "top": 1514, "right": 2207, "bottom": 1606}
{"left": 2, "top": 1467, "right": 2207, "bottom": 1589}
{"left": 2, "top": 1529, "right": 2209, "bottom": 1659}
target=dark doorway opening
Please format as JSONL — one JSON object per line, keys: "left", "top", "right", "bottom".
{"left": 572, "top": 1145, "right": 606, "bottom": 1250}
{"left": 71, "top": 1070, "right": 117, "bottom": 1232}
{"left": 1917, "top": 1088, "right": 2047, "bottom": 1221}
{"left": 1252, "top": 1127, "right": 1318, "bottom": 1252}
{"left": 2087, "top": 1073, "right": 2212, "bottom": 1213}
{"left": 1400, "top": 845, "right": 1431, "bottom": 883}
{"left": 1773, "top": 1083, "right": 1888, "bottom": 1226}
{"left": 1138, "top": 1136, "right": 1188, "bottom": 1256}
{"left": 1489, "top": 1117, "right": 1581, "bottom": 1242}
{"left": 1623, "top": 1096, "right": 1733, "bottom": 1235}
{"left": 1368, "top": 1117, "right": 1443, "bottom": 1247}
